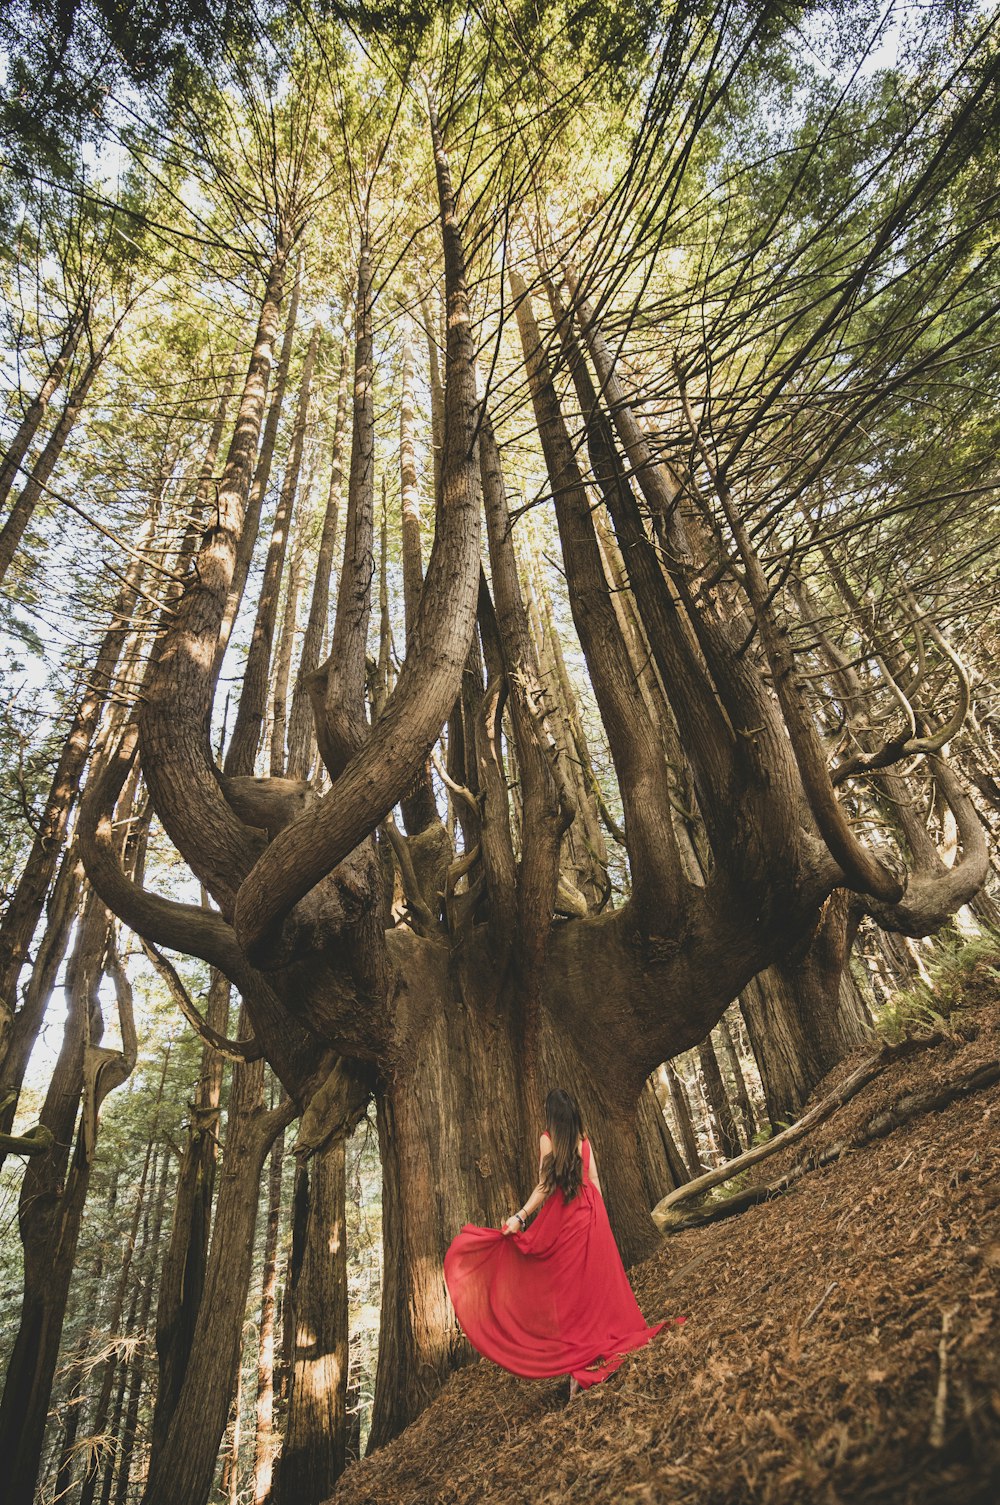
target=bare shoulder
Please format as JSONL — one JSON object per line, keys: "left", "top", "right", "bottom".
{"left": 539, "top": 1130, "right": 552, "bottom": 1152}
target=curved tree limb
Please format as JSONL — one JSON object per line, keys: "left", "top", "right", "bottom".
{"left": 78, "top": 723, "right": 252, "bottom": 984}
{"left": 140, "top": 941, "right": 263, "bottom": 1061}
{"left": 866, "top": 757, "right": 989, "bottom": 936}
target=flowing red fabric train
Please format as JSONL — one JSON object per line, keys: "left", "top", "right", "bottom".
{"left": 444, "top": 1139, "right": 684, "bottom": 1388}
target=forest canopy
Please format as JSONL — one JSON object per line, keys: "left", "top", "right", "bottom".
{"left": 0, "top": 0, "right": 997, "bottom": 1501}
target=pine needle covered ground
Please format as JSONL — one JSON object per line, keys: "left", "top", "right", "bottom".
{"left": 329, "top": 968, "right": 1000, "bottom": 1505}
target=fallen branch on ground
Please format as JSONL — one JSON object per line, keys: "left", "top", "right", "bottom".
{"left": 652, "top": 1032, "right": 946, "bottom": 1229}
{"left": 654, "top": 1057, "right": 998, "bottom": 1232}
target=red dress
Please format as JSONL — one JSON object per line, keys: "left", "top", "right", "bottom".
{"left": 444, "top": 1139, "right": 680, "bottom": 1388}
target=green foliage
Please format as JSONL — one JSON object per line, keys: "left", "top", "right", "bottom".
{"left": 875, "top": 928, "right": 1000, "bottom": 1042}
{"left": 0, "top": 0, "right": 273, "bottom": 178}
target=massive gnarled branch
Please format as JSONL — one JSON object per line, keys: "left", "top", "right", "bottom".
{"left": 78, "top": 722, "right": 251, "bottom": 983}
{"left": 138, "top": 243, "right": 292, "bottom": 914}
{"left": 233, "top": 106, "right": 482, "bottom": 966}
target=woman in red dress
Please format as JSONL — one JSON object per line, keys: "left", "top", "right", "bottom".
{"left": 444, "top": 1088, "right": 683, "bottom": 1397}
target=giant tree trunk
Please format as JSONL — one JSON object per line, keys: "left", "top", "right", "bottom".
{"left": 367, "top": 931, "right": 664, "bottom": 1450}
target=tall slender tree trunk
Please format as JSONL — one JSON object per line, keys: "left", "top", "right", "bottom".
{"left": 0, "top": 495, "right": 158, "bottom": 1126}
{"left": 0, "top": 334, "right": 109, "bottom": 584}
{"left": 225, "top": 1367, "right": 244, "bottom": 1505}
{"left": 717, "top": 1013, "right": 758, "bottom": 1146}
{"left": 216, "top": 259, "right": 302, "bottom": 677}
{"left": 99, "top": 1150, "right": 160, "bottom": 1505}
{"left": 398, "top": 324, "right": 437, "bottom": 833}
{"left": 226, "top": 321, "right": 319, "bottom": 776}
{"left": 252, "top": 1122, "right": 286, "bottom": 1505}
{"left": 0, "top": 308, "right": 83, "bottom": 510}
{"left": 111, "top": 1144, "right": 173, "bottom": 1505}
{"left": 53, "top": 1168, "right": 113, "bottom": 1501}
{"left": 0, "top": 882, "right": 135, "bottom": 1505}
{"left": 270, "top": 542, "right": 304, "bottom": 777}
{"left": 149, "top": 972, "right": 229, "bottom": 1456}
{"left": 78, "top": 1051, "right": 170, "bottom": 1505}
{"left": 273, "top": 1138, "right": 349, "bottom": 1504}
{"left": 697, "top": 1035, "right": 742, "bottom": 1160}
{"left": 140, "top": 1024, "right": 294, "bottom": 1505}
{"left": 0, "top": 847, "right": 82, "bottom": 1166}
{"left": 658, "top": 1060, "right": 703, "bottom": 1179}
{"left": 287, "top": 330, "right": 350, "bottom": 779}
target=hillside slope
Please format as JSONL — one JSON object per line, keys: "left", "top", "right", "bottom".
{"left": 330, "top": 977, "right": 1000, "bottom": 1505}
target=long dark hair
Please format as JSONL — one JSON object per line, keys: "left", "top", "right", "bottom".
{"left": 542, "top": 1088, "right": 584, "bottom": 1202}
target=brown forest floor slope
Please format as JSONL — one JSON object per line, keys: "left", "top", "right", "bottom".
{"left": 330, "top": 974, "right": 1000, "bottom": 1505}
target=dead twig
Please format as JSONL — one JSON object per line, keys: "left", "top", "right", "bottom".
{"left": 930, "top": 1305, "right": 959, "bottom": 1448}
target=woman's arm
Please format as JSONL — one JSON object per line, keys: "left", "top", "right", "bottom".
{"left": 587, "top": 1139, "right": 603, "bottom": 1197}
{"left": 501, "top": 1132, "right": 553, "bottom": 1234}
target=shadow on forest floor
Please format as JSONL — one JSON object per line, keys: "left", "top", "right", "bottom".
{"left": 328, "top": 965, "right": 1000, "bottom": 1505}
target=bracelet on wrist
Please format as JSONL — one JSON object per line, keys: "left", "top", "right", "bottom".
{"left": 514, "top": 1211, "right": 526, "bottom": 1229}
